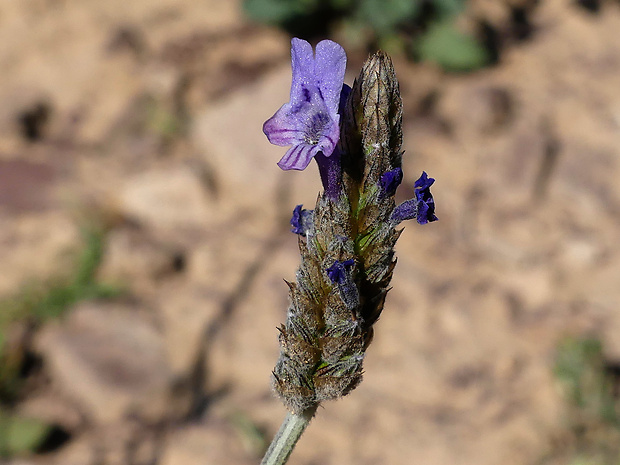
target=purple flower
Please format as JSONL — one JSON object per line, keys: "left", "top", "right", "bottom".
{"left": 390, "top": 171, "right": 438, "bottom": 225}
{"left": 413, "top": 171, "right": 437, "bottom": 224}
{"left": 326, "top": 259, "right": 355, "bottom": 284}
{"left": 326, "top": 259, "right": 358, "bottom": 309}
{"left": 380, "top": 167, "right": 403, "bottom": 196}
{"left": 290, "top": 205, "right": 314, "bottom": 236}
{"left": 263, "top": 38, "right": 347, "bottom": 171}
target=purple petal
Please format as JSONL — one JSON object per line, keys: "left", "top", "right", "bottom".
{"left": 290, "top": 38, "right": 315, "bottom": 106}
{"left": 414, "top": 171, "right": 435, "bottom": 192}
{"left": 416, "top": 197, "right": 438, "bottom": 224}
{"left": 326, "top": 259, "right": 355, "bottom": 284}
{"left": 263, "top": 103, "right": 305, "bottom": 146}
{"left": 326, "top": 259, "right": 358, "bottom": 309}
{"left": 290, "top": 205, "right": 314, "bottom": 235}
{"left": 416, "top": 200, "right": 435, "bottom": 225}
{"left": 414, "top": 171, "right": 437, "bottom": 224}
{"left": 380, "top": 167, "right": 403, "bottom": 196}
{"left": 277, "top": 143, "right": 319, "bottom": 171}
{"left": 314, "top": 40, "right": 347, "bottom": 116}
{"left": 315, "top": 117, "right": 339, "bottom": 156}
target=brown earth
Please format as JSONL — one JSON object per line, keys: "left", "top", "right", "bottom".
{"left": 1, "top": 0, "right": 620, "bottom": 464}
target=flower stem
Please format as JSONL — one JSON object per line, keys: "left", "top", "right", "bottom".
{"left": 260, "top": 404, "right": 318, "bottom": 465}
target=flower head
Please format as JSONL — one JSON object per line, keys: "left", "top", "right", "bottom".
{"left": 263, "top": 38, "right": 347, "bottom": 171}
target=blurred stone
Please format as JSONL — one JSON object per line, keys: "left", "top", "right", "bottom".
{"left": 188, "top": 226, "right": 268, "bottom": 295}
{"left": 160, "top": 419, "right": 255, "bottom": 465}
{"left": 47, "top": 435, "right": 96, "bottom": 465}
{"left": 98, "top": 226, "right": 184, "bottom": 292}
{"left": 118, "top": 166, "right": 209, "bottom": 232}
{"left": 0, "top": 88, "right": 53, "bottom": 151}
{"left": 0, "top": 0, "right": 620, "bottom": 464}
{"left": 558, "top": 236, "right": 601, "bottom": 269}
{"left": 157, "top": 282, "right": 222, "bottom": 377}
{"left": 18, "top": 392, "right": 83, "bottom": 432}
{"left": 0, "top": 0, "right": 241, "bottom": 145}
{"left": 36, "top": 302, "right": 172, "bottom": 424}
{"left": 438, "top": 83, "right": 515, "bottom": 134}
{"left": 48, "top": 422, "right": 148, "bottom": 465}
{"left": 0, "top": 211, "right": 79, "bottom": 296}
{"left": 131, "top": 431, "right": 160, "bottom": 465}
{"left": 0, "top": 159, "right": 56, "bottom": 212}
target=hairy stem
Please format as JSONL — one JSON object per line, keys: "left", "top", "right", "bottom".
{"left": 260, "top": 404, "right": 318, "bottom": 465}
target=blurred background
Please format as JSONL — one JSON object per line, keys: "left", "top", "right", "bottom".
{"left": 0, "top": 0, "right": 619, "bottom": 464}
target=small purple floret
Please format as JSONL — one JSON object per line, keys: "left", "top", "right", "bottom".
{"left": 326, "top": 259, "right": 355, "bottom": 284}
{"left": 390, "top": 171, "right": 438, "bottom": 225}
{"left": 414, "top": 171, "right": 437, "bottom": 224}
{"left": 326, "top": 259, "right": 358, "bottom": 309}
{"left": 263, "top": 38, "right": 347, "bottom": 171}
{"left": 380, "top": 167, "right": 403, "bottom": 196}
{"left": 290, "top": 205, "right": 314, "bottom": 236}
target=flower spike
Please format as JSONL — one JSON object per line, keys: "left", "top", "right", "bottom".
{"left": 262, "top": 38, "right": 437, "bottom": 417}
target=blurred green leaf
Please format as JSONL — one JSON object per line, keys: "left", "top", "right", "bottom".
{"left": 0, "top": 414, "right": 51, "bottom": 456}
{"left": 555, "top": 337, "right": 619, "bottom": 426}
{"left": 243, "top": 0, "right": 319, "bottom": 23}
{"left": 377, "top": 34, "right": 407, "bottom": 56}
{"left": 550, "top": 338, "right": 620, "bottom": 464}
{"left": 358, "top": 0, "right": 421, "bottom": 35}
{"left": 243, "top": 0, "right": 494, "bottom": 72}
{"left": 433, "top": 0, "right": 467, "bottom": 17}
{"left": 416, "top": 20, "right": 489, "bottom": 72}
{"left": 555, "top": 338, "right": 602, "bottom": 406}
{"left": 331, "top": 0, "right": 355, "bottom": 10}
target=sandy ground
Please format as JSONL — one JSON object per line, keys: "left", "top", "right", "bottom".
{"left": 1, "top": 0, "right": 620, "bottom": 464}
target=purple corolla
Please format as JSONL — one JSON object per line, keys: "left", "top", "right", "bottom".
{"left": 390, "top": 171, "right": 438, "bottom": 225}
{"left": 263, "top": 38, "right": 347, "bottom": 171}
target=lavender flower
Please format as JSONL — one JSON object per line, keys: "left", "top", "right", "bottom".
{"left": 391, "top": 171, "right": 438, "bottom": 225}
{"left": 263, "top": 38, "right": 346, "bottom": 171}
{"left": 326, "top": 259, "right": 355, "bottom": 283}
{"left": 380, "top": 167, "right": 403, "bottom": 196}
{"left": 326, "top": 259, "right": 359, "bottom": 310}
{"left": 290, "top": 205, "right": 314, "bottom": 236}
{"left": 414, "top": 171, "right": 438, "bottom": 224}
{"left": 261, "top": 38, "right": 439, "bottom": 465}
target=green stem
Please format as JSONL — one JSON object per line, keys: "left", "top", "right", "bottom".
{"left": 260, "top": 404, "right": 318, "bottom": 465}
